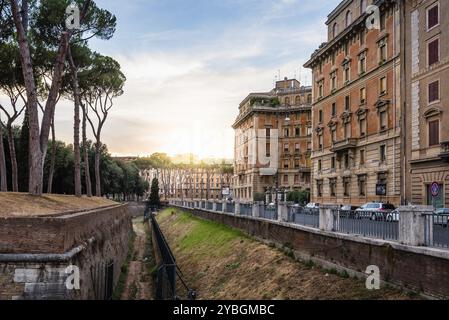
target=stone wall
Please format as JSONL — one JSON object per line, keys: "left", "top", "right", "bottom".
{"left": 0, "top": 204, "right": 132, "bottom": 300}
{"left": 179, "top": 206, "right": 449, "bottom": 299}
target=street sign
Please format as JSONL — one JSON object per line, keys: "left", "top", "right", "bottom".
{"left": 431, "top": 182, "right": 440, "bottom": 197}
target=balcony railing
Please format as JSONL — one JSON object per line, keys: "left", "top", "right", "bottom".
{"left": 330, "top": 138, "right": 358, "bottom": 153}
{"left": 439, "top": 141, "right": 449, "bottom": 163}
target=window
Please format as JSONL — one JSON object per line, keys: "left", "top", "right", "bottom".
{"left": 318, "top": 135, "right": 323, "bottom": 149}
{"left": 380, "top": 13, "right": 386, "bottom": 31}
{"left": 360, "top": 87, "right": 366, "bottom": 104}
{"left": 283, "top": 175, "right": 289, "bottom": 183}
{"left": 428, "top": 38, "right": 440, "bottom": 66}
{"left": 266, "top": 142, "right": 271, "bottom": 157}
{"left": 429, "top": 120, "right": 440, "bottom": 147}
{"left": 380, "top": 145, "right": 387, "bottom": 163}
{"left": 345, "top": 95, "right": 350, "bottom": 110}
{"left": 307, "top": 94, "right": 312, "bottom": 104}
{"left": 284, "top": 160, "right": 289, "bottom": 169}
{"left": 344, "top": 64, "right": 350, "bottom": 83}
{"left": 307, "top": 141, "right": 312, "bottom": 150}
{"left": 319, "top": 110, "right": 323, "bottom": 123}
{"left": 428, "top": 80, "right": 439, "bottom": 103}
{"left": 346, "top": 10, "right": 352, "bottom": 27}
{"left": 360, "top": 118, "right": 366, "bottom": 137}
{"left": 359, "top": 52, "right": 366, "bottom": 74}
{"left": 360, "top": 149, "right": 365, "bottom": 165}
{"left": 331, "top": 128, "right": 337, "bottom": 143}
{"left": 380, "top": 77, "right": 387, "bottom": 95}
{"left": 380, "top": 110, "right": 387, "bottom": 131}
{"left": 317, "top": 180, "right": 323, "bottom": 197}
{"left": 332, "top": 103, "right": 337, "bottom": 116}
{"left": 379, "top": 39, "right": 387, "bottom": 62}
{"left": 330, "top": 178, "right": 337, "bottom": 197}
{"left": 332, "top": 23, "right": 338, "bottom": 38}
{"left": 285, "top": 97, "right": 290, "bottom": 105}
{"left": 295, "top": 96, "right": 301, "bottom": 105}
{"left": 360, "top": 28, "right": 365, "bottom": 46}
{"left": 284, "top": 143, "right": 289, "bottom": 152}
{"left": 331, "top": 71, "right": 337, "bottom": 90}
{"left": 344, "top": 153, "right": 350, "bottom": 169}
{"left": 294, "top": 174, "right": 300, "bottom": 184}
{"left": 358, "top": 175, "right": 366, "bottom": 196}
{"left": 360, "top": 0, "right": 367, "bottom": 14}
{"left": 427, "top": 3, "right": 439, "bottom": 31}
{"left": 344, "top": 122, "right": 351, "bottom": 139}
{"left": 295, "top": 159, "right": 300, "bottom": 168}
{"left": 295, "top": 143, "right": 300, "bottom": 153}
{"left": 284, "top": 128, "right": 289, "bottom": 137}
{"left": 318, "top": 81, "right": 324, "bottom": 98}
{"left": 318, "top": 159, "right": 322, "bottom": 171}
{"left": 295, "top": 126, "right": 301, "bottom": 137}
{"left": 266, "top": 128, "right": 270, "bottom": 137}
{"left": 343, "top": 177, "right": 350, "bottom": 197}
{"left": 331, "top": 156, "right": 336, "bottom": 170}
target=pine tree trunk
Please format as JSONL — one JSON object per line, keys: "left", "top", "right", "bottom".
{"left": 46, "top": 121, "right": 56, "bottom": 194}
{"left": 82, "top": 105, "right": 92, "bottom": 197}
{"left": 94, "top": 141, "right": 101, "bottom": 197}
{"left": 0, "top": 125, "right": 7, "bottom": 191}
{"left": 68, "top": 49, "right": 82, "bottom": 197}
{"left": 6, "top": 125, "right": 18, "bottom": 192}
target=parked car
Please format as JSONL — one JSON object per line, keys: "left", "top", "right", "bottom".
{"left": 305, "top": 203, "right": 320, "bottom": 209}
{"left": 434, "top": 208, "right": 449, "bottom": 227}
{"left": 355, "top": 202, "right": 396, "bottom": 220}
{"left": 339, "top": 205, "right": 359, "bottom": 218}
{"left": 386, "top": 209, "right": 400, "bottom": 222}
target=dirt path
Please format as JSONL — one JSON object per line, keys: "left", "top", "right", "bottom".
{"left": 121, "top": 219, "right": 154, "bottom": 300}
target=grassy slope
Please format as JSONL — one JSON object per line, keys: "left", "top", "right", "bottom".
{"left": 157, "top": 208, "right": 415, "bottom": 300}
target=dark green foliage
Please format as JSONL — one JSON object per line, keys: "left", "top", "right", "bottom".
{"left": 286, "top": 190, "right": 310, "bottom": 204}
{"left": 149, "top": 178, "right": 160, "bottom": 208}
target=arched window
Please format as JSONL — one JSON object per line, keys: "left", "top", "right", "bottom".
{"left": 346, "top": 10, "right": 352, "bottom": 27}
{"left": 360, "top": 0, "right": 367, "bottom": 14}
{"left": 295, "top": 96, "right": 301, "bottom": 105}
{"left": 332, "top": 23, "right": 338, "bottom": 38}
{"left": 285, "top": 97, "right": 290, "bottom": 105}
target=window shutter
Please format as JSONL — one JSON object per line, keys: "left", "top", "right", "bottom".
{"left": 429, "top": 120, "right": 440, "bottom": 146}
{"left": 429, "top": 81, "right": 439, "bottom": 103}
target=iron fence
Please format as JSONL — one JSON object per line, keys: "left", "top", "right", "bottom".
{"left": 332, "top": 210, "right": 398, "bottom": 241}
{"left": 216, "top": 202, "right": 223, "bottom": 212}
{"left": 226, "top": 202, "right": 235, "bottom": 213}
{"left": 259, "top": 204, "right": 277, "bottom": 220}
{"left": 206, "top": 201, "right": 213, "bottom": 210}
{"left": 240, "top": 203, "right": 252, "bottom": 216}
{"left": 287, "top": 206, "right": 319, "bottom": 228}
{"left": 424, "top": 214, "right": 449, "bottom": 249}
{"left": 150, "top": 213, "right": 177, "bottom": 300}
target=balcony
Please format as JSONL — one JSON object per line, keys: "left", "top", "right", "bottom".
{"left": 439, "top": 141, "right": 449, "bottom": 163}
{"left": 330, "top": 138, "right": 358, "bottom": 153}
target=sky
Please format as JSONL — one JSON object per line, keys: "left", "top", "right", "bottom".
{"left": 19, "top": 0, "right": 342, "bottom": 159}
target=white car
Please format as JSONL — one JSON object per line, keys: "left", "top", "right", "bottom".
{"left": 305, "top": 203, "right": 320, "bottom": 209}
{"left": 355, "top": 202, "right": 396, "bottom": 220}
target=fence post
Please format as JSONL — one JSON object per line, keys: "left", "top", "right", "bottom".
{"left": 212, "top": 202, "right": 217, "bottom": 211}
{"left": 277, "top": 202, "right": 288, "bottom": 222}
{"left": 398, "top": 205, "right": 433, "bottom": 246}
{"left": 319, "top": 205, "right": 337, "bottom": 232}
{"left": 252, "top": 202, "right": 260, "bottom": 218}
{"left": 222, "top": 200, "right": 226, "bottom": 213}
{"left": 235, "top": 202, "right": 241, "bottom": 215}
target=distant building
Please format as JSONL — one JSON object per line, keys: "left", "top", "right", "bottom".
{"left": 232, "top": 78, "right": 313, "bottom": 202}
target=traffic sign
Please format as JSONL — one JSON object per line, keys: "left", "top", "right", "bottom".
{"left": 431, "top": 182, "right": 440, "bottom": 197}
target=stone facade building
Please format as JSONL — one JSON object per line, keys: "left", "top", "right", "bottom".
{"left": 403, "top": 0, "right": 449, "bottom": 208}
{"left": 232, "top": 78, "right": 313, "bottom": 202}
{"left": 304, "top": 0, "right": 403, "bottom": 206}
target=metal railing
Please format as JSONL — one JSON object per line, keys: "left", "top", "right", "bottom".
{"left": 240, "top": 203, "right": 252, "bottom": 216}
{"left": 332, "top": 210, "right": 398, "bottom": 241}
{"left": 259, "top": 204, "right": 278, "bottom": 221}
{"left": 288, "top": 206, "right": 319, "bottom": 228}
{"left": 216, "top": 202, "right": 223, "bottom": 212}
{"left": 226, "top": 202, "right": 235, "bottom": 213}
{"left": 150, "top": 213, "right": 177, "bottom": 300}
{"left": 424, "top": 213, "right": 449, "bottom": 249}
